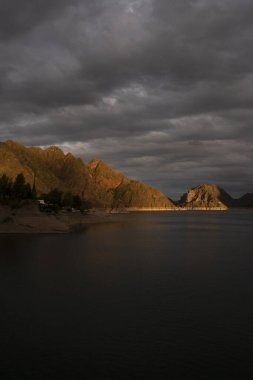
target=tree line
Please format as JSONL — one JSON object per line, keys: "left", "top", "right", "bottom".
{"left": 0, "top": 173, "right": 90, "bottom": 211}
{"left": 0, "top": 173, "right": 35, "bottom": 200}
{"left": 41, "top": 188, "right": 91, "bottom": 212}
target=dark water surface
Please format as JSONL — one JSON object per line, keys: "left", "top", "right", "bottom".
{"left": 0, "top": 211, "right": 253, "bottom": 379}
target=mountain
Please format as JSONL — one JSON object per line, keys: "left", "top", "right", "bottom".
{"left": 0, "top": 140, "right": 175, "bottom": 210}
{"left": 236, "top": 193, "right": 253, "bottom": 208}
{"left": 178, "top": 184, "right": 235, "bottom": 209}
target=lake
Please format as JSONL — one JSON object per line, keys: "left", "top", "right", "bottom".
{"left": 0, "top": 211, "right": 253, "bottom": 379}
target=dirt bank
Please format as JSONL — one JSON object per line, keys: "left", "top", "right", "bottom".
{"left": 0, "top": 203, "right": 119, "bottom": 233}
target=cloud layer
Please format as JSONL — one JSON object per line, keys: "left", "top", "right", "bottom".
{"left": 1, "top": 0, "right": 253, "bottom": 198}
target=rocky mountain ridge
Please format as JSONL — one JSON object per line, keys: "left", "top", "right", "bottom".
{"left": 178, "top": 184, "right": 234, "bottom": 210}
{"left": 0, "top": 141, "right": 252, "bottom": 210}
{"left": 177, "top": 183, "right": 253, "bottom": 209}
{"left": 0, "top": 140, "right": 175, "bottom": 209}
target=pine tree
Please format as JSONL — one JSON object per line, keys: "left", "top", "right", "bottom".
{"left": 12, "top": 173, "right": 26, "bottom": 199}
{"left": 0, "top": 174, "right": 12, "bottom": 199}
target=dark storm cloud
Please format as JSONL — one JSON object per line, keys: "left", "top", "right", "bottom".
{"left": 1, "top": 0, "right": 253, "bottom": 197}
{"left": 0, "top": 0, "right": 89, "bottom": 40}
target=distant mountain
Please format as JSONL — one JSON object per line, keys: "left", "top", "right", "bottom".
{"left": 178, "top": 184, "right": 235, "bottom": 209}
{"left": 0, "top": 140, "right": 175, "bottom": 210}
{"left": 236, "top": 193, "right": 253, "bottom": 208}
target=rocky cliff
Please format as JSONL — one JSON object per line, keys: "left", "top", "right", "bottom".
{"left": 178, "top": 184, "right": 235, "bottom": 209}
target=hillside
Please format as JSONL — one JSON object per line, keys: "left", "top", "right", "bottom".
{"left": 0, "top": 140, "right": 175, "bottom": 210}
{"left": 178, "top": 184, "right": 235, "bottom": 210}
{"left": 236, "top": 193, "right": 253, "bottom": 208}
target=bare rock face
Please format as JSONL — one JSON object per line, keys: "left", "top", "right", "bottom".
{"left": 179, "top": 184, "right": 234, "bottom": 209}
{"left": 112, "top": 180, "right": 175, "bottom": 209}
{"left": 0, "top": 140, "right": 175, "bottom": 210}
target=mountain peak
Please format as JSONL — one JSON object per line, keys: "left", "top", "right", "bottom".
{"left": 88, "top": 159, "right": 104, "bottom": 170}
{"left": 179, "top": 183, "right": 234, "bottom": 209}
{"left": 4, "top": 140, "right": 24, "bottom": 150}
{"left": 45, "top": 146, "right": 65, "bottom": 156}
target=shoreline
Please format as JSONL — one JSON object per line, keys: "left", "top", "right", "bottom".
{"left": 125, "top": 207, "right": 228, "bottom": 211}
{"left": 0, "top": 204, "right": 122, "bottom": 234}
{"left": 0, "top": 204, "right": 251, "bottom": 234}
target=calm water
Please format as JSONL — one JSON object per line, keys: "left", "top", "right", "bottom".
{"left": 0, "top": 211, "right": 253, "bottom": 379}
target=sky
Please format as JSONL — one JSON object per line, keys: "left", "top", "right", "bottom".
{"left": 0, "top": 0, "right": 253, "bottom": 199}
